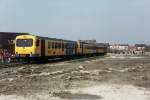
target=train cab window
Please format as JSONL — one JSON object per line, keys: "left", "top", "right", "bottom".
{"left": 16, "top": 39, "right": 33, "bottom": 47}
{"left": 36, "top": 39, "right": 40, "bottom": 46}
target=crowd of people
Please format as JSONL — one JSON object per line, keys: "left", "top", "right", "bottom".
{"left": 0, "top": 49, "right": 15, "bottom": 63}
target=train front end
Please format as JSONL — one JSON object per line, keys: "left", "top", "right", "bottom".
{"left": 15, "top": 35, "right": 40, "bottom": 59}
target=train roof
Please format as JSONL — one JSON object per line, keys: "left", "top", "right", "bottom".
{"left": 0, "top": 32, "right": 29, "bottom": 37}
{"left": 28, "top": 34, "right": 77, "bottom": 43}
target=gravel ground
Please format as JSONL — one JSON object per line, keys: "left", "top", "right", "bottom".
{"left": 0, "top": 55, "right": 150, "bottom": 100}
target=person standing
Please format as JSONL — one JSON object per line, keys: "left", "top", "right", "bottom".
{"left": 0, "top": 51, "right": 2, "bottom": 63}
{"left": 0, "top": 50, "right": 4, "bottom": 63}
{"left": 7, "top": 50, "right": 11, "bottom": 63}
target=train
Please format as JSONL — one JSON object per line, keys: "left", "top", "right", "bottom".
{"left": 15, "top": 34, "right": 108, "bottom": 61}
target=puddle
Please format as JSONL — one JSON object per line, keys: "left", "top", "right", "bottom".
{"left": 53, "top": 92, "right": 102, "bottom": 99}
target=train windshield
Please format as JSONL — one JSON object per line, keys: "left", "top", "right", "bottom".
{"left": 16, "top": 39, "right": 33, "bottom": 47}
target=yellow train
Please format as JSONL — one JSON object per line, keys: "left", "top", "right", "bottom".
{"left": 15, "top": 34, "right": 107, "bottom": 60}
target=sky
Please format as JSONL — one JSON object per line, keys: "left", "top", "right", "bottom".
{"left": 0, "top": 0, "right": 150, "bottom": 44}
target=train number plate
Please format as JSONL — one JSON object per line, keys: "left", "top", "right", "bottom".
{"left": 20, "top": 54, "right": 26, "bottom": 57}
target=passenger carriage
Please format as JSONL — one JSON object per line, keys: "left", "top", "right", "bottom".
{"left": 15, "top": 34, "right": 107, "bottom": 61}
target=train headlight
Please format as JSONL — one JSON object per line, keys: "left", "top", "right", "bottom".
{"left": 30, "top": 52, "right": 35, "bottom": 57}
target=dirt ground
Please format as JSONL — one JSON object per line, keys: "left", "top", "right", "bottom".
{"left": 0, "top": 55, "right": 150, "bottom": 100}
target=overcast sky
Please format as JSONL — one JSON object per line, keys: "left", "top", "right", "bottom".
{"left": 0, "top": 0, "right": 150, "bottom": 44}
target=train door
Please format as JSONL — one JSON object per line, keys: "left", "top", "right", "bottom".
{"left": 41, "top": 40, "right": 45, "bottom": 57}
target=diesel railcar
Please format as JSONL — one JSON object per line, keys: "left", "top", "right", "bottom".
{"left": 15, "top": 34, "right": 107, "bottom": 60}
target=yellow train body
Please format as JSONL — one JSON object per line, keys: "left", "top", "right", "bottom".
{"left": 15, "top": 35, "right": 41, "bottom": 57}
{"left": 76, "top": 42, "right": 82, "bottom": 55}
{"left": 15, "top": 34, "right": 107, "bottom": 59}
{"left": 45, "top": 40, "right": 66, "bottom": 56}
{"left": 15, "top": 35, "right": 75, "bottom": 58}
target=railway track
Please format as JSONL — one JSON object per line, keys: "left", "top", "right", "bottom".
{"left": 64, "top": 55, "right": 106, "bottom": 63}
{"left": 0, "top": 55, "right": 106, "bottom": 69}
{"left": 0, "top": 62, "right": 25, "bottom": 69}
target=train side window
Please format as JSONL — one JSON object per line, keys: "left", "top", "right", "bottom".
{"left": 57, "top": 42, "right": 60, "bottom": 48}
{"left": 71, "top": 43, "right": 73, "bottom": 49}
{"left": 65, "top": 43, "right": 67, "bottom": 48}
{"left": 59, "top": 43, "right": 61, "bottom": 48}
{"left": 62, "top": 43, "right": 64, "bottom": 49}
{"left": 56, "top": 43, "right": 58, "bottom": 48}
{"left": 57, "top": 42, "right": 59, "bottom": 48}
{"left": 61, "top": 43, "right": 63, "bottom": 48}
{"left": 53, "top": 42, "right": 55, "bottom": 48}
{"left": 52, "top": 42, "right": 55, "bottom": 49}
{"left": 57, "top": 43, "right": 58, "bottom": 48}
{"left": 48, "top": 42, "right": 51, "bottom": 49}
{"left": 55, "top": 42, "right": 57, "bottom": 49}
{"left": 48, "top": 42, "right": 49, "bottom": 48}
{"left": 80, "top": 43, "right": 82, "bottom": 48}
{"left": 66, "top": 43, "right": 68, "bottom": 48}
{"left": 36, "top": 39, "right": 40, "bottom": 46}
{"left": 57, "top": 43, "right": 59, "bottom": 48}
{"left": 51, "top": 42, "right": 53, "bottom": 49}
{"left": 64, "top": 43, "right": 65, "bottom": 49}
{"left": 50, "top": 41, "right": 52, "bottom": 49}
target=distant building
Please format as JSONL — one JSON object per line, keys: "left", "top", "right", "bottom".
{"left": 79, "top": 40, "right": 97, "bottom": 43}
{"left": 78, "top": 40, "right": 109, "bottom": 52}
{"left": 109, "top": 44, "right": 129, "bottom": 54}
{"left": 0, "top": 32, "right": 29, "bottom": 53}
{"left": 135, "top": 44, "right": 146, "bottom": 51}
{"left": 128, "top": 45, "right": 136, "bottom": 51}
{"left": 145, "top": 45, "right": 150, "bottom": 52}
{"left": 109, "top": 44, "right": 129, "bottom": 51}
